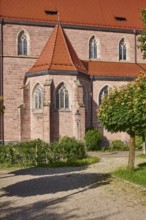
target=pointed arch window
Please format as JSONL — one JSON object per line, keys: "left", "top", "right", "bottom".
{"left": 99, "top": 85, "right": 110, "bottom": 106}
{"left": 119, "top": 38, "right": 126, "bottom": 61}
{"left": 18, "top": 31, "right": 28, "bottom": 55}
{"left": 89, "top": 36, "right": 97, "bottom": 59}
{"left": 56, "top": 83, "right": 70, "bottom": 110}
{"left": 33, "top": 84, "right": 43, "bottom": 109}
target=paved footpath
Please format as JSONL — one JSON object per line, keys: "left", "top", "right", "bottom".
{"left": 0, "top": 152, "right": 146, "bottom": 220}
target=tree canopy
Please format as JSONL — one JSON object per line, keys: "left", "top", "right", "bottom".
{"left": 98, "top": 73, "right": 146, "bottom": 136}
{"left": 98, "top": 73, "right": 146, "bottom": 171}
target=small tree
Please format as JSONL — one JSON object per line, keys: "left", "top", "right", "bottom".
{"left": 98, "top": 73, "right": 146, "bottom": 171}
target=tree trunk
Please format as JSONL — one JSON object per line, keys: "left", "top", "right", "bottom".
{"left": 128, "top": 133, "right": 135, "bottom": 172}
{"left": 143, "top": 136, "right": 146, "bottom": 154}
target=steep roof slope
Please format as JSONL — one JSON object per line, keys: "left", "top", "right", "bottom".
{"left": 88, "top": 61, "right": 146, "bottom": 78}
{"left": 1, "top": 0, "right": 146, "bottom": 30}
{"left": 28, "top": 24, "right": 87, "bottom": 74}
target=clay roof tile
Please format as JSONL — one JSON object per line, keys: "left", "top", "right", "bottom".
{"left": 29, "top": 24, "right": 87, "bottom": 74}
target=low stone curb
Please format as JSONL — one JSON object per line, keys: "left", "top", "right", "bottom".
{"left": 112, "top": 174, "right": 146, "bottom": 191}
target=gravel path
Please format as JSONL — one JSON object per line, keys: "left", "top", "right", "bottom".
{"left": 0, "top": 152, "right": 146, "bottom": 220}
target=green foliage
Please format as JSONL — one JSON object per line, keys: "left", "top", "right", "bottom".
{"left": 44, "top": 157, "right": 100, "bottom": 168}
{"left": 58, "top": 136, "right": 86, "bottom": 160}
{"left": 137, "top": 154, "right": 146, "bottom": 159}
{"left": 135, "top": 136, "right": 143, "bottom": 149}
{"left": 98, "top": 73, "right": 146, "bottom": 136}
{"left": 138, "top": 9, "right": 146, "bottom": 59}
{"left": 0, "top": 139, "right": 49, "bottom": 167}
{"left": 0, "top": 137, "right": 86, "bottom": 167}
{"left": 109, "top": 140, "right": 129, "bottom": 151}
{"left": 114, "top": 165, "right": 146, "bottom": 187}
{"left": 85, "top": 128, "right": 102, "bottom": 151}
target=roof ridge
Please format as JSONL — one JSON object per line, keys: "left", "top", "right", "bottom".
{"left": 49, "top": 24, "right": 60, "bottom": 69}
{"left": 59, "top": 25, "right": 75, "bottom": 70}
{"left": 62, "top": 26, "right": 87, "bottom": 73}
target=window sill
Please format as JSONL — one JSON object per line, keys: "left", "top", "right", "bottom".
{"left": 119, "top": 59, "right": 128, "bottom": 62}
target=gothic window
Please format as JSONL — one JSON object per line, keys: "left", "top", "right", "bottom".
{"left": 119, "top": 38, "right": 126, "bottom": 60}
{"left": 56, "top": 83, "right": 69, "bottom": 110}
{"left": 99, "top": 85, "right": 110, "bottom": 105}
{"left": 89, "top": 36, "right": 97, "bottom": 59}
{"left": 18, "top": 31, "right": 28, "bottom": 55}
{"left": 33, "top": 84, "right": 43, "bottom": 109}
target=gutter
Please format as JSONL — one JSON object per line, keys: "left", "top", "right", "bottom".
{"left": 2, "top": 19, "right": 142, "bottom": 35}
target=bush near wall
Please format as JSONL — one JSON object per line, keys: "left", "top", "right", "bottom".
{"left": 85, "top": 128, "right": 102, "bottom": 151}
{"left": 109, "top": 140, "right": 129, "bottom": 151}
{"left": 0, "top": 137, "right": 86, "bottom": 167}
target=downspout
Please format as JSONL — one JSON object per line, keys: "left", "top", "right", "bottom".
{"left": 0, "top": 18, "right": 4, "bottom": 144}
{"left": 90, "top": 75, "right": 93, "bottom": 128}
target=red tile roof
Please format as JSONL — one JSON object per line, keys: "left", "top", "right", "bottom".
{"left": 88, "top": 61, "right": 146, "bottom": 78}
{"left": 29, "top": 24, "right": 87, "bottom": 73}
{"left": 1, "top": 0, "right": 146, "bottom": 30}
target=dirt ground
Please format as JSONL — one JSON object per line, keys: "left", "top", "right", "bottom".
{"left": 0, "top": 152, "right": 146, "bottom": 220}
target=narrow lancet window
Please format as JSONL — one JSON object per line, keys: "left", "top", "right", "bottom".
{"left": 56, "top": 83, "right": 69, "bottom": 110}
{"left": 18, "top": 31, "right": 28, "bottom": 55}
{"left": 119, "top": 38, "right": 126, "bottom": 60}
{"left": 89, "top": 36, "right": 97, "bottom": 59}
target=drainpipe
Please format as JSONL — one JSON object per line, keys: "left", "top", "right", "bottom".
{"left": 90, "top": 75, "right": 93, "bottom": 128}
{"left": 0, "top": 19, "right": 4, "bottom": 144}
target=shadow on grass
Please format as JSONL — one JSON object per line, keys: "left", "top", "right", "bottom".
{"left": 137, "top": 162, "right": 146, "bottom": 168}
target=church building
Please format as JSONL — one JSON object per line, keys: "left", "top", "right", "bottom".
{"left": 0, "top": 0, "right": 146, "bottom": 143}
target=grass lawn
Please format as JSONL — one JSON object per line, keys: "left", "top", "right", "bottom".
{"left": 113, "top": 162, "right": 146, "bottom": 188}
{"left": 137, "top": 154, "right": 146, "bottom": 159}
{"left": 0, "top": 156, "right": 100, "bottom": 169}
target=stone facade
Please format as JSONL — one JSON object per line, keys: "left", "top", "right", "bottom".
{"left": 1, "top": 21, "right": 145, "bottom": 144}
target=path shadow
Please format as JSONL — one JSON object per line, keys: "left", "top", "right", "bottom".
{"left": 1, "top": 172, "right": 111, "bottom": 197}
{"left": 0, "top": 199, "right": 120, "bottom": 220}
{"left": 8, "top": 166, "right": 88, "bottom": 176}
{"left": 0, "top": 200, "right": 78, "bottom": 220}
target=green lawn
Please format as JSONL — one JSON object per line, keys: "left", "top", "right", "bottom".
{"left": 0, "top": 156, "right": 100, "bottom": 169}
{"left": 114, "top": 163, "right": 146, "bottom": 188}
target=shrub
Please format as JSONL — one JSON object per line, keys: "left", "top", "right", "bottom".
{"left": 85, "top": 128, "right": 102, "bottom": 151}
{"left": 109, "top": 140, "right": 129, "bottom": 151}
{"left": 0, "top": 139, "right": 49, "bottom": 167}
{"left": 0, "top": 137, "right": 86, "bottom": 167}
{"left": 58, "top": 136, "right": 86, "bottom": 160}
